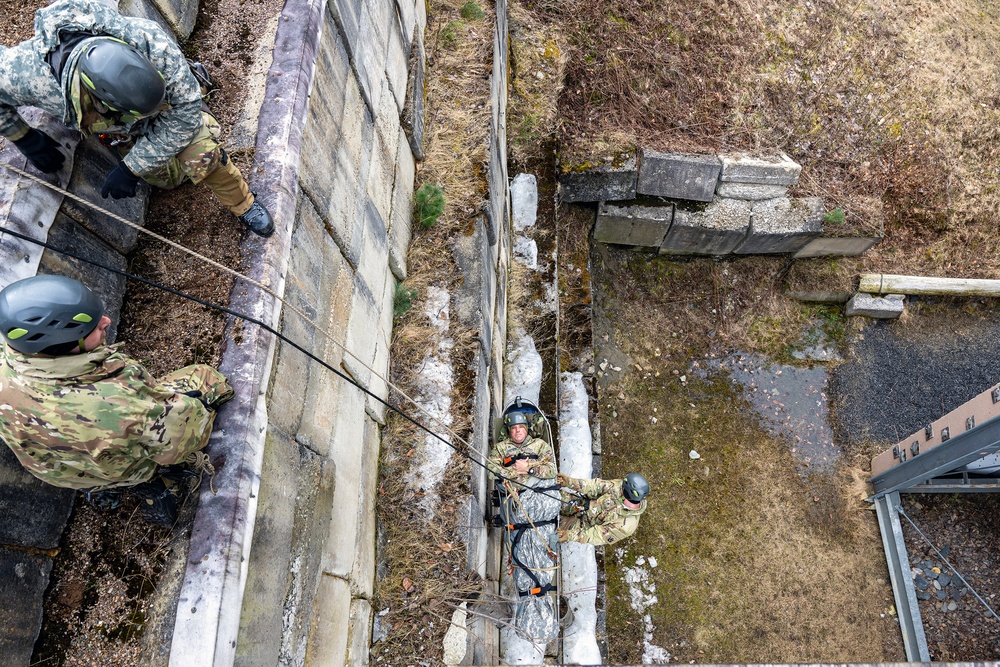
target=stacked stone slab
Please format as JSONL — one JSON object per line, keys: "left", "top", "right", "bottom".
{"left": 566, "top": 149, "right": 881, "bottom": 259}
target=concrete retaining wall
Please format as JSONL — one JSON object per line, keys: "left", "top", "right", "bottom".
{"left": 565, "top": 150, "right": 883, "bottom": 257}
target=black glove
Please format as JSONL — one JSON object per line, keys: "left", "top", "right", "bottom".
{"left": 101, "top": 163, "right": 140, "bottom": 199}
{"left": 12, "top": 128, "right": 65, "bottom": 173}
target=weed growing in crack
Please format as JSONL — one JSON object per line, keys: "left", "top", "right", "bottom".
{"left": 394, "top": 283, "right": 418, "bottom": 318}
{"left": 824, "top": 208, "right": 845, "bottom": 225}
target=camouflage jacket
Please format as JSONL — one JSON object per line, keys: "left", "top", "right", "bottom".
{"left": 0, "top": 0, "right": 203, "bottom": 176}
{"left": 0, "top": 342, "right": 232, "bottom": 491}
{"left": 487, "top": 435, "right": 556, "bottom": 483}
{"left": 559, "top": 476, "right": 647, "bottom": 546}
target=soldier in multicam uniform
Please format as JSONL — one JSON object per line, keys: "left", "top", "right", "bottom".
{"left": 556, "top": 472, "right": 649, "bottom": 546}
{"left": 488, "top": 410, "right": 556, "bottom": 482}
{"left": 0, "top": 0, "right": 274, "bottom": 236}
{"left": 0, "top": 275, "right": 234, "bottom": 524}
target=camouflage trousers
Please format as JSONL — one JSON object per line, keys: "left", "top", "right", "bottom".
{"left": 126, "top": 112, "right": 254, "bottom": 215}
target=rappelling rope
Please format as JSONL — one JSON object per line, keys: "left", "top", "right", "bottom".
{"left": 0, "top": 219, "right": 578, "bottom": 509}
{"left": 896, "top": 504, "right": 1000, "bottom": 623}
{"left": 0, "top": 161, "right": 475, "bottom": 457}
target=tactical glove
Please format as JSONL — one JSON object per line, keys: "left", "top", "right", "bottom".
{"left": 12, "top": 129, "right": 65, "bottom": 173}
{"left": 101, "top": 163, "right": 140, "bottom": 199}
{"left": 556, "top": 472, "right": 570, "bottom": 486}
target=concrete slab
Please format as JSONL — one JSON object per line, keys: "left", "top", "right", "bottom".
{"left": 793, "top": 235, "right": 882, "bottom": 258}
{"left": 637, "top": 149, "right": 720, "bottom": 202}
{"left": 307, "top": 574, "right": 352, "bottom": 664}
{"left": 715, "top": 181, "right": 788, "bottom": 201}
{"left": 386, "top": 7, "right": 409, "bottom": 115}
{"left": 846, "top": 293, "right": 905, "bottom": 319}
{"left": 356, "top": 198, "right": 391, "bottom": 303}
{"left": 368, "top": 80, "right": 401, "bottom": 226}
{"left": 402, "top": 29, "right": 426, "bottom": 161}
{"left": 735, "top": 197, "right": 823, "bottom": 255}
{"left": 388, "top": 127, "right": 415, "bottom": 280}
{"left": 353, "top": 0, "right": 390, "bottom": 114}
{"left": 347, "top": 598, "right": 374, "bottom": 665}
{"left": 511, "top": 173, "right": 537, "bottom": 231}
{"left": 329, "top": 0, "right": 364, "bottom": 68}
{"left": 118, "top": 0, "right": 175, "bottom": 36}
{"left": 558, "top": 157, "right": 637, "bottom": 203}
{"left": 719, "top": 152, "right": 800, "bottom": 186}
{"left": 594, "top": 202, "right": 673, "bottom": 248}
{"left": 61, "top": 137, "right": 148, "bottom": 255}
{"left": 0, "top": 445, "right": 74, "bottom": 549}
{"left": 146, "top": 0, "right": 198, "bottom": 40}
{"left": 660, "top": 198, "right": 751, "bottom": 255}
{"left": 349, "top": 417, "right": 381, "bottom": 597}
{"left": 0, "top": 548, "right": 53, "bottom": 667}
{"left": 395, "top": 0, "right": 416, "bottom": 51}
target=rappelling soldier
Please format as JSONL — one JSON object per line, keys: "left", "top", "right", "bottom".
{"left": 0, "top": 275, "right": 235, "bottom": 524}
{"left": 488, "top": 410, "right": 556, "bottom": 482}
{"left": 556, "top": 472, "right": 649, "bottom": 546}
{"left": 0, "top": 0, "right": 274, "bottom": 236}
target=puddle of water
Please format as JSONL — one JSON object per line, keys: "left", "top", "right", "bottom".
{"left": 707, "top": 352, "right": 838, "bottom": 472}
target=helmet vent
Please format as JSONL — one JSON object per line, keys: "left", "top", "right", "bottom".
{"left": 24, "top": 316, "right": 43, "bottom": 323}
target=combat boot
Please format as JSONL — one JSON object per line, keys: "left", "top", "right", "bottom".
{"left": 129, "top": 477, "right": 181, "bottom": 526}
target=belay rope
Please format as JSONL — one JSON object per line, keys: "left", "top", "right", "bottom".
{"left": 0, "top": 161, "right": 583, "bottom": 510}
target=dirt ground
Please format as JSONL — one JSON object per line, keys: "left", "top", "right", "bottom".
{"left": 0, "top": 0, "right": 280, "bottom": 662}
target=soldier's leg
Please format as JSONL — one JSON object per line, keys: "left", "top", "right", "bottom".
{"left": 143, "top": 112, "right": 273, "bottom": 236}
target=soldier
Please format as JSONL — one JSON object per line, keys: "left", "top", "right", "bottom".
{"left": 0, "top": 0, "right": 274, "bottom": 236}
{"left": 0, "top": 275, "right": 234, "bottom": 524}
{"left": 488, "top": 410, "right": 556, "bottom": 482}
{"left": 556, "top": 472, "right": 649, "bottom": 546}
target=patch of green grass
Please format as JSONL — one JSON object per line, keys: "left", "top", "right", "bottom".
{"left": 414, "top": 183, "right": 446, "bottom": 229}
{"left": 440, "top": 20, "right": 464, "bottom": 48}
{"left": 393, "top": 283, "right": 418, "bottom": 318}
{"left": 459, "top": 0, "right": 484, "bottom": 20}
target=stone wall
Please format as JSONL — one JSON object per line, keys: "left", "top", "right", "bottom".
{"left": 566, "top": 150, "right": 883, "bottom": 257}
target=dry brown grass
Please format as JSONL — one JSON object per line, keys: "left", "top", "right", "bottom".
{"left": 373, "top": 0, "right": 497, "bottom": 662}
{"left": 522, "top": 0, "right": 1000, "bottom": 278}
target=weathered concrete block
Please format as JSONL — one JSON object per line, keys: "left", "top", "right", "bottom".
{"left": 118, "top": 0, "right": 175, "bottom": 36}
{"left": 734, "top": 197, "right": 822, "bottom": 255}
{"left": 395, "top": 0, "right": 416, "bottom": 51}
{"left": 349, "top": 418, "right": 381, "bottom": 596}
{"left": 660, "top": 199, "right": 751, "bottom": 255}
{"left": 0, "top": 548, "right": 53, "bottom": 667}
{"left": 346, "top": 598, "right": 374, "bottom": 665}
{"left": 368, "top": 80, "right": 401, "bottom": 226}
{"left": 365, "top": 278, "right": 392, "bottom": 424}
{"left": 0, "top": 446, "right": 74, "bottom": 549}
{"left": 719, "top": 152, "right": 800, "bottom": 186}
{"left": 594, "top": 202, "right": 672, "bottom": 248}
{"left": 146, "top": 0, "right": 198, "bottom": 41}
{"left": 307, "top": 573, "right": 352, "bottom": 664}
{"left": 793, "top": 236, "right": 881, "bottom": 258}
{"left": 637, "top": 150, "right": 720, "bottom": 202}
{"left": 60, "top": 137, "right": 148, "bottom": 255}
{"left": 386, "top": 7, "right": 409, "bottom": 115}
{"left": 402, "top": 29, "right": 426, "bottom": 161}
{"left": 558, "top": 157, "right": 637, "bottom": 203}
{"left": 329, "top": 0, "right": 364, "bottom": 67}
{"left": 845, "top": 293, "right": 905, "bottom": 319}
{"left": 388, "top": 128, "right": 415, "bottom": 280}
{"left": 715, "top": 181, "right": 788, "bottom": 201}
{"left": 354, "top": 0, "right": 390, "bottom": 114}
{"left": 356, "top": 199, "right": 391, "bottom": 306}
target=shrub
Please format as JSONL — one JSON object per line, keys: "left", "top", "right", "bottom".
{"left": 823, "top": 208, "right": 845, "bottom": 225}
{"left": 460, "top": 1, "right": 484, "bottom": 20}
{"left": 440, "top": 20, "right": 463, "bottom": 48}
{"left": 414, "top": 183, "right": 446, "bottom": 229}
{"left": 393, "top": 283, "right": 418, "bottom": 318}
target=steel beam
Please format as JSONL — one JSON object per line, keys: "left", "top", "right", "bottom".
{"left": 869, "top": 414, "right": 1000, "bottom": 496}
{"left": 874, "top": 492, "right": 929, "bottom": 662}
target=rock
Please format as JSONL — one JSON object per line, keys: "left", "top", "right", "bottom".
{"left": 926, "top": 568, "right": 938, "bottom": 579}
{"left": 936, "top": 590, "right": 948, "bottom": 600}
{"left": 689, "top": 450, "right": 700, "bottom": 460}
{"left": 947, "top": 601, "right": 958, "bottom": 612}
{"left": 916, "top": 591, "right": 931, "bottom": 601}
{"left": 914, "top": 574, "right": 928, "bottom": 590}
{"left": 932, "top": 579, "right": 942, "bottom": 591}
{"left": 937, "top": 573, "right": 951, "bottom": 587}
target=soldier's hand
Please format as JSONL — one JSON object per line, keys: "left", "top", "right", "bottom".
{"left": 12, "top": 129, "right": 65, "bottom": 173}
{"left": 513, "top": 459, "right": 531, "bottom": 474}
{"left": 556, "top": 473, "right": 569, "bottom": 486}
{"left": 101, "top": 163, "right": 140, "bottom": 199}
{"left": 556, "top": 528, "right": 569, "bottom": 542}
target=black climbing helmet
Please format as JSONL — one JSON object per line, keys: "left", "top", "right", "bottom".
{"left": 77, "top": 38, "right": 166, "bottom": 117}
{"left": 503, "top": 411, "right": 529, "bottom": 430}
{"left": 0, "top": 275, "right": 104, "bottom": 354}
{"left": 622, "top": 473, "right": 650, "bottom": 503}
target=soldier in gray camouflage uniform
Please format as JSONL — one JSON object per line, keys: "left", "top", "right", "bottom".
{"left": 0, "top": 275, "right": 234, "bottom": 523}
{"left": 556, "top": 472, "right": 649, "bottom": 546}
{"left": 0, "top": 0, "right": 273, "bottom": 236}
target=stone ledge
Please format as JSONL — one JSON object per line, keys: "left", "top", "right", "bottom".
{"left": 594, "top": 201, "right": 672, "bottom": 248}
{"left": 636, "top": 149, "right": 719, "bottom": 202}
{"left": 719, "top": 152, "right": 801, "bottom": 186}
{"left": 660, "top": 198, "right": 751, "bottom": 256}
{"left": 734, "top": 197, "right": 822, "bottom": 255}
{"left": 846, "top": 293, "right": 905, "bottom": 319}
{"left": 558, "top": 157, "right": 637, "bottom": 203}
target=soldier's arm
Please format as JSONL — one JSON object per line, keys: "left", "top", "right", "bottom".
{"left": 0, "top": 47, "right": 33, "bottom": 141}
{"left": 486, "top": 440, "right": 514, "bottom": 480}
{"left": 526, "top": 437, "right": 556, "bottom": 479}
{"left": 571, "top": 476, "right": 616, "bottom": 499}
